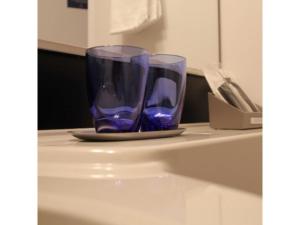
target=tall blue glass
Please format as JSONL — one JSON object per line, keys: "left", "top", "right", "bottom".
{"left": 141, "top": 54, "right": 186, "bottom": 131}
{"left": 86, "top": 46, "right": 149, "bottom": 133}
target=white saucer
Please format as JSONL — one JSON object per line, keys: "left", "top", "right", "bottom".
{"left": 70, "top": 128, "right": 186, "bottom": 141}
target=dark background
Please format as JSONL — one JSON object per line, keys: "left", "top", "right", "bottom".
{"left": 38, "top": 49, "right": 211, "bottom": 130}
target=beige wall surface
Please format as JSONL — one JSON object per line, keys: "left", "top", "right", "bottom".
{"left": 38, "top": 0, "right": 262, "bottom": 105}
{"left": 220, "top": 0, "right": 262, "bottom": 105}
{"left": 88, "top": 0, "right": 219, "bottom": 71}
{"left": 38, "top": 0, "right": 87, "bottom": 48}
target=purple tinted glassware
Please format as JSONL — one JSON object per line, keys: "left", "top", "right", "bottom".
{"left": 141, "top": 54, "right": 186, "bottom": 131}
{"left": 86, "top": 45, "right": 149, "bottom": 133}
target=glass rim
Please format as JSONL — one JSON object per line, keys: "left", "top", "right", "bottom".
{"left": 86, "top": 45, "right": 149, "bottom": 59}
{"left": 149, "top": 54, "right": 186, "bottom": 66}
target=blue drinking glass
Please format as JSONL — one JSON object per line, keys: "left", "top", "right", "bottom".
{"left": 141, "top": 54, "right": 186, "bottom": 131}
{"left": 86, "top": 45, "right": 149, "bottom": 133}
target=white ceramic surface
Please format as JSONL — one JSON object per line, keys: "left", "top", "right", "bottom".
{"left": 39, "top": 123, "right": 262, "bottom": 225}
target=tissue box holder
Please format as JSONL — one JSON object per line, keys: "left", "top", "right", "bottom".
{"left": 208, "top": 93, "right": 262, "bottom": 129}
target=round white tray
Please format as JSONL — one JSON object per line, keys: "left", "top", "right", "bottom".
{"left": 70, "top": 128, "right": 186, "bottom": 141}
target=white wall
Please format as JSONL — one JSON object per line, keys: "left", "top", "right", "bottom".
{"left": 38, "top": 0, "right": 219, "bottom": 71}
{"left": 88, "top": 0, "right": 219, "bottom": 71}
{"left": 38, "top": 0, "right": 262, "bottom": 105}
{"left": 220, "top": 0, "right": 262, "bottom": 105}
{"left": 38, "top": 0, "right": 87, "bottom": 48}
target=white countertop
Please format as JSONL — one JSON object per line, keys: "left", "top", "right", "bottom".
{"left": 39, "top": 123, "right": 262, "bottom": 225}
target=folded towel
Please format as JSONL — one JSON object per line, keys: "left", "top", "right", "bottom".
{"left": 110, "top": 0, "right": 162, "bottom": 34}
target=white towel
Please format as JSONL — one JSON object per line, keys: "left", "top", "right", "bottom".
{"left": 110, "top": 0, "right": 162, "bottom": 34}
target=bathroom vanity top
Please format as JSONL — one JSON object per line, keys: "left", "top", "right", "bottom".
{"left": 38, "top": 123, "right": 262, "bottom": 225}
{"left": 39, "top": 123, "right": 260, "bottom": 147}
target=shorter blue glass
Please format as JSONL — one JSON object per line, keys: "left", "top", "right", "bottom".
{"left": 86, "top": 45, "right": 149, "bottom": 133}
{"left": 141, "top": 54, "right": 186, "bottom": 131}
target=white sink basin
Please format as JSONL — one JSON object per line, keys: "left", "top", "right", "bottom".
{"left": 38, "top": 123, "right": 262, "bottom": 225}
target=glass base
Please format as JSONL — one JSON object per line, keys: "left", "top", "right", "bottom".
{"left": 141, "top": 107, "right": 178, "bottom": 131}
